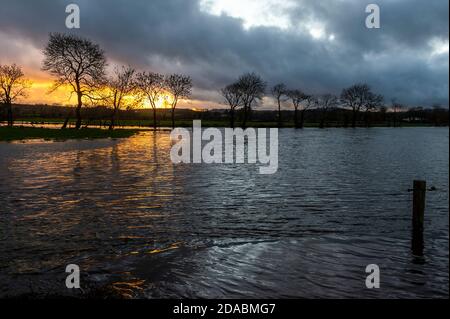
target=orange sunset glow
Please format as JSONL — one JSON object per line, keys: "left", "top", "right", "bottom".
{"left": 23, "top": 78, "right": 74, "bottom": 105}
{"left": 22, "top": 76, "right": 174, "bottom": 109}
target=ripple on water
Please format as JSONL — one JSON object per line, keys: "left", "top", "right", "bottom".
{"left": 0, "top": 128, "right": 448, "bottom": 298}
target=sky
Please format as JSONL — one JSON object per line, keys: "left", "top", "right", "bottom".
{"left": 0, "top": 0, "right": 448, "bottom": 109}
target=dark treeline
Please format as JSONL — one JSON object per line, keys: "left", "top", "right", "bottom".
{"left": 3, "top": 103, "right": 448, "bottom": 128}
{"left": 220, "top": 74, "right": 448, "bottom": 129}
{"left": 40, "top": 33, "right": 192, "bottom": 130}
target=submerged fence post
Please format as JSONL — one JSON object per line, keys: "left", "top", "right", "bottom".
{"left": 412, "top": 180, "right": 426, "bottom": 256}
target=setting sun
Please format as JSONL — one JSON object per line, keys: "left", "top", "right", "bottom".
{"left": 143, "top": 93, "right": 174, "bottom": 109}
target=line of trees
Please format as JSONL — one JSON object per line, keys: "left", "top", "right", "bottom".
{"left": 2, "top": 32, "right": 193, "bottom": 131}
{"left": 41, "top": 33, "right": 192, "bottom": 130}
{"left": 7, "top": 103, "right": 448, "bottom": 128}
{"left": 220, "top": 73, "right": 266, "bottom": 129}
{"left": 221, "top": 76, "right": 385, "bottom": 129}
{"left": 1, "top": 32, "right": 447, "bottom": 130}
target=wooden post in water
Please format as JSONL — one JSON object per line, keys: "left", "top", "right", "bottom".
{"left": 412, "top": 180, "right": 426, "bottom": 256}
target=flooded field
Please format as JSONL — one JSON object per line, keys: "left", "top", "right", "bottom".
{"left": 0, "top": 128, "right": 448, "bottom": 298}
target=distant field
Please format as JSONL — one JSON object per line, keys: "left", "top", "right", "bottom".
{"left": 0, "top": 126, "right": 140, "bottom": 141}
{"left": 11, "top": 118, "right": 293, "bottom": 128}
{"left": 4, "top": 118, "right": 436, "bottom": 129}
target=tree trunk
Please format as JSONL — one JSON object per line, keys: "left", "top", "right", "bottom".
{"left": 352, "top": 110, "right": 357, "bottom": 128}
{"left": 299, "top": 110, "right": 305, "bottom": 129}
{"left": 153, "top": 108, "right": 157, "bottom": 130}
{"left": 242, "top": 106, "right": 248, "bottom": 129}
{"left": 171, "top": 108, "right": 175, "bottom": 129}
{"left": 230, "top": 108, "right": 235, "bottom": 129}
{"left": 61, "top": 116, "right": 70, "bottom": 129}
{"left": 6, "top": 103, "right": 13, "bottom": 127}
{"left": 109, "top": 109, "right": 117, "bottom": 130}
{"left": 75, "top": 106, "right": 82, "bottom": 129}
{"left": 319, "top": 114, "right": 325, "bottom": 129}
{"left": 294, "top": 108, "right": 299, "bottom": 129}
{"left": 75, "top": 92, "right": 82, "bottom": 129}
{"left": 278, "top": 100, "right": 282, "bottom": 128}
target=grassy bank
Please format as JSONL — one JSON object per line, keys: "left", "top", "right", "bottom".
{"left": 0, "top": 126, "right": 140, "bottom": 142}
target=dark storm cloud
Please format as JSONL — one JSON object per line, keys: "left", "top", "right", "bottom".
{"left": 0, "top": 0, "right": 448, "bottom": 107}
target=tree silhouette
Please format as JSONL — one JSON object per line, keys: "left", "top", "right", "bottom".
{"left": 317, "top": 94, "right": 338, "bottom": 129}
{"left": 235, "top": 73, "right": 266, "bottom": 129}
{"left": 287, "top": 89, "right": 308, "bottom": 129}
{"left": 221, "top": 83, "right": 243, "bottom": 128}
{"left": 102, "top": 66, "right": 139, "bottom": 130}
{"left": 288, "top": 90, "right": 317, "bottom": 129}
{"left": 136, "top": 72, "right": 166, "bottom": 130}
{"left": 0, "top": 64, "right": 31, "bottom": 127}
{"left": 165, "top": 74, "right": 192, "bottom": 129}
{"left": 42, "top": 33, "right": 107, "bottom": 129}
{"left": 271, "top": 83, "right": 288, "bottom": 128}
{"left": 364, "top": 93, "right": 383, "bottom": 127}
{"left": 341, "top": 83, "right": 383, "bottom": 128}
{"left": 302, "top": 95, "right": 319, "bottom": 128}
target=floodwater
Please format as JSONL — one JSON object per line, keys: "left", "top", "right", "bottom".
{"left": 0, "top": 128, "right": 448, "bottom": 298}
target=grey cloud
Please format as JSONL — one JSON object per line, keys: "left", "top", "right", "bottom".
{"left": 0, "top": 0, "right": 448, "bottom": 107}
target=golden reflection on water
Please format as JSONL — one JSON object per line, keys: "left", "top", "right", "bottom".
{"left": 2, "top": 131, "right": 189, "bottom": 274}
{"left": 148, "top": 242, "right": 183, "bottom": 255}
{"left": 111, "top": 279, "right": 147, "bottom": 299}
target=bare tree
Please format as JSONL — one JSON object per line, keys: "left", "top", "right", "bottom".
{"left": 288, "top": 90, "right": 316, "bottom": 129}
{"left": 220, "top": 83, "right": 242, "bottom": 128}
{"left": 317, "top": 94, "right": 338, "bottom": 128}
{"left": 136, "top": 72, "right": 166, "bottom": 130}
{"left": 302, "top": 95, "right": 319, "bottom": 128}
{"left": 42, "top": 33, "right": 107, "bottom": 129}
{"left": 287, "top": 89, "right": 308, "bottom": 129}
{"left": 0, "top": 64, "right": 31, "bottom": 127}
{"left": 165, "top": 74, "right": 192, "bottom": 129}
{"left": 340, "top": 83, "right": 383, "bottom": 128}
{"left": 271, "top": 83, "right": 288, "bottom": 127}
{"left": 102, "top": 66, "right": 138, "bottom": 130}
{"left": 235, "top": 73, "right": 266, "bottom": 129}
{"left": 364, "top": 92, "right": 383, "bottom": 127}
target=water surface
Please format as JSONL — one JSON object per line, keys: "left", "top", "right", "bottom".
{"left": 0, "top": 128, "right": 448, "bottom": 298}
